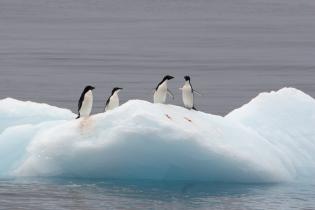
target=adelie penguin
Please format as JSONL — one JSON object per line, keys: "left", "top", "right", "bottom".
{"left": 180, "top": 76, "right": 201, "bottom": 110}
{"left": 153, "top": 75, "right": 175, "bottom": 104}
{"left": 105, "top": 87, "right": 123, "bottom": 111}
{"left": 76, "top": 85, "right": 95, "bottom": 119}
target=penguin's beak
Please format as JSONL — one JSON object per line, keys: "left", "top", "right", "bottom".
{"left": 169, "top": 76, "right": 174, "bottom": 80}
{"left": 91, "top": 87, "right": 95, "bottom": 90}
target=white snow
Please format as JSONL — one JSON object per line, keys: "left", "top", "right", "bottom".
{"left": 0, "top": 88, "right": 314, "bottom": 183}
{"left": 0, "top": 98, "right": 74, "bottom": 132}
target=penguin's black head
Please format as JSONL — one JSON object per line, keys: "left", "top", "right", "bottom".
{"left": 184, "top": 76, "right": 190, "bottom": 81}
{"left": 112, "top": 87, "right": 123, "bottom": 94}
{"left": 84, "top": 85, "right": 95, "bottom": 92}
{"left": 163, "top": 75, "right": 174, "bottom": 81}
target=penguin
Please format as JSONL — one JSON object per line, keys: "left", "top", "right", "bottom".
{"left": 153, "top": 75, "right": 175, "bottom": 104}
{"left": 76, "top": 85, "right": 95, "bottom": 119}
{"left": 105, "top": 87, "right": 123, "bottom": 111}
{"left": 180, "top": 76, "right": 201, "bottom": 110}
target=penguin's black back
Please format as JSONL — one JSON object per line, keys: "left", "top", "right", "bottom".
{"left": 105, "top": 87, "right": 121, "bottom": 109}
{"left": 155, "top": 81, "right": 163, "bottom": 91}
{"left": 155, "top": 76, "right": 170, "bottom": 90}
{"left": 105, "top": 97, "right": 110, "bottom": 107}
{"left": 77, "top": 85, "right": 94, "bottom": 117}
{"left": 190, "top": 82, "right": 194, "bottom": 93}
{"left": 78, "top": 92, "right": 85, "bottom": 112}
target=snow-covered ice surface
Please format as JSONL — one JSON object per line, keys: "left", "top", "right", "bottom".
{"left": 0, "top": 88, "right": 314, "bottom": 183}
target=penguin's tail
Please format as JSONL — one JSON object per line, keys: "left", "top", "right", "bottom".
{"left": 76, "top": 114, "right": 80, "bottom": 119}
{"left": 192, "top": 106, "right": 197, "bottom": 111}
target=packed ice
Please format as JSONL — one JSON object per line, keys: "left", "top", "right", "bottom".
{"left": 0, "top": 88, "right": 314, "bottom": 183}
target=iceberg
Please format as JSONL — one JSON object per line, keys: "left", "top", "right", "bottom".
{"left": 0, "top": 98, "right": 74, "bottom": 132}
{"left": 0, "top": 88, "right": 314, "bottom": 183}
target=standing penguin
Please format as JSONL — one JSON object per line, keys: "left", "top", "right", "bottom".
{"left": 105, "top": 87, "right": 123, "bottom": 111}
{"left": 153, "top": 75, "right": 175, "bottom": 104}
{"left": 180, "top": 76, "right": 201, "bottom": 110}
{"left": 76, "top": 85, "right": 95, "bottom": 119}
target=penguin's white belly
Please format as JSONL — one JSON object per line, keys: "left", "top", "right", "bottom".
{"left": 154, "top": 85, "right": 167, "bottom": 104}
{"left": 106, "top": 94, "right": 119, "bottom": 111}
{"left": 80, "top": 91, "right": 93, "bottom": 117}
{"left": 182, "top": 86, "right": 194, "bottom": 109}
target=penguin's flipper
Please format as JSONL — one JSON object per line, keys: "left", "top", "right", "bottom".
{"left": 192, "top": 106, "right": 197, "bottom": 111}
{"left": 167, "top": 89, "right": 175, "bottom": 100}
{"left": 76, "top": 114, "right": 80, "bottom": 119}
{"left": 193, "top": 89, "right": 202, "bottom": 96}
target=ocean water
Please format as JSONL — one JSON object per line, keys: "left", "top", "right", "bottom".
{"left": 1, "top": 0, "right": 315, "bottom": 209}
{"left": 0, "top": 178, "right": 314, "bottom": 210}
